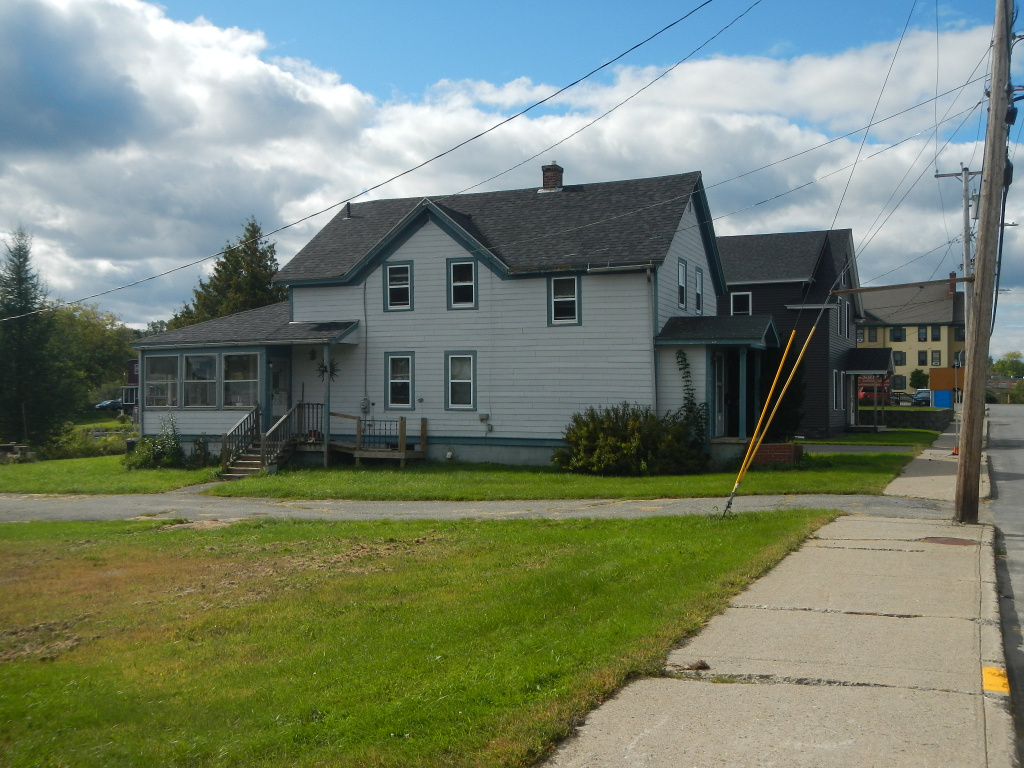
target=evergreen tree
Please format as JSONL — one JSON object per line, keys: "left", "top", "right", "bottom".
{"left": 909, "top": 368, "right": 929, "bottom": 390}
{"left": 168, "top": 217, "right": 286, "bottom": 330}
{"left": 0, "top": 228, "right": 77, "bottom": 444}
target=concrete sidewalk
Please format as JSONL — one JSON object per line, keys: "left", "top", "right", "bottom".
{"left": 544, "top": 426, "right": 1016, "bottom": 767}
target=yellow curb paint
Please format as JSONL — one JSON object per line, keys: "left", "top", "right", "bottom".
{"left": 983, "top": 667, "right": 1010, "bottom": 693}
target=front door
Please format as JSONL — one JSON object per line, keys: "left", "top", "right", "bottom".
{"left": 271, "top": 356, "right": 291, "bottom": 419}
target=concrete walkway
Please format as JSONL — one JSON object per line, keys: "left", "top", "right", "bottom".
{"left": 542, "top": 425, "right": 1015, "bottom": 767}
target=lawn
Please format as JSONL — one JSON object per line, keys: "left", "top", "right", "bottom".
{"left": 0, "top": 512, "right": 836, "bottom": 767}
{"left": 0, "top": 455, "right": 218, "bottom": 494}
{"left": 206, "top": 452, "right": 912, "bottom": 500}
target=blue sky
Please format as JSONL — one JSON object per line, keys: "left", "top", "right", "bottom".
{"left": 0, "top": 0, "right": 1018, "bottom": 353}
{"left": 155, "top": 0, "right": 990, "bottom": 101}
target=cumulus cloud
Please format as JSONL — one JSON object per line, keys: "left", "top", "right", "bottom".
{"left": 0, "top": 0, "right": 1016, "bottom": 355}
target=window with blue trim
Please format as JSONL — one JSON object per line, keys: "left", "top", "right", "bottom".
{"left": 387, "top": 354, "right": 413, "bottom": 408}
{"left": 446, "top": 353, "right": 475, "bottom": 409}
{"left": 550, "top": 276, "right": 580, "bottom": 324}
{"left": 386, "top": 264, "right": 412, "bottom": 310}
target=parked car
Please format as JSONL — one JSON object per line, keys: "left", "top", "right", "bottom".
{"left": 94, "top": 399, "right": 123, "bottom": 411}
{"left": 858, "top": 386, "right": 891, "bottom": 405}
{"left": 912, "top": 389, "right": 931, "bottom": 407}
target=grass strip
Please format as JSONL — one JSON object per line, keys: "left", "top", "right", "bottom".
{"left": 0, "top": 512, "right": 835, "bottom": 767}
{"left": 796, "top": 428, "right": 940, "bottom": 446}
{"left": 0, "top": 455, "right": 218, "bottom": 494}
{"left": 206, "top": 452, "right": 913, "bottom": 501}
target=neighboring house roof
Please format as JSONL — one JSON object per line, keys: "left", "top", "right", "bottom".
{"left": 844, "top": 347, "right": 894, "bottom": 375}
{"left": 860, "top": 282, "right": 963, "bottom": 326}
{"left": 716, "top": 229, "right": 862, "bottom": 315}
{"left": 274, "top": 172, "right": 725, "bottom": 288}
{"left": 655, "top": 315, "right": 780, "bottom": 349}
{"left": 131, "top": 302, "right": 358, "bottom": 350}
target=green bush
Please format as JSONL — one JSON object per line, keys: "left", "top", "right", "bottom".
{"left": 36, "top": 423, "right": 130, "bottom": 460}
{"left": 122, "top": 416, "right": 186, "bottom": 470}
{"left": 553, "top": 351, "right": 709, "bottom": 477}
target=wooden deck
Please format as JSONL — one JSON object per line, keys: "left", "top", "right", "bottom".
{"left": 326, "top": 413, "right": 427, "bottom": 467}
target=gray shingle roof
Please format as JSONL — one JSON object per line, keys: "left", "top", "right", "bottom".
{"left": 717, "top": 231, "right": 830, "bottom": 284}
{"left": 274, "top": 172, "right": 704, "bottom": 284}
{"left": 131, "top": 302, "right": 357, "bottom": 349}
{"left": 656, "top": 315, "right": 779, "bottom": 348}
{"left": 860, "top": 282, "right": 961, "bottom": 325}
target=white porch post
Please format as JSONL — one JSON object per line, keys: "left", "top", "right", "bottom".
{"left": 322, "top": 344, "right": 331, "bottom": 467}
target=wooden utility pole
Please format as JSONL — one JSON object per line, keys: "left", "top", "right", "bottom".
{"left": 955, "top": 0, "right": 1013, "bottom": 523}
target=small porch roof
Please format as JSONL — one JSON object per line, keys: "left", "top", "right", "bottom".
{"left": 131, "top": 302, "right": 358, "bottom": 350}
{"left": 655, "top": 315, "right": 780, "bottom": 349}
{"left": 844, "top": 347, "right": 894, "bottom": 376}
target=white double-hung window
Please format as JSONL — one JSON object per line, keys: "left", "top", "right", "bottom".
{"left": 387, "top": 354, "right": 413, "bottom": 408}
{"left": 549, "top": 276, "right": 580, "bottom": 325}
{"left": 385, "top": 263, "right": 412, "bottom": 310}
{"left": 449, "top": 260, "right": 476, "bottom": 309}
{"left": 446, "top": 353, "right": 475, "bottom": 409}
{"left": 145, "top": 356, "right": 179, "bottom": 407}
{"left": 184, "top": 354, "right": 216, "bottom": 407}
{"left": 223, "top": 354, "right": 258, "bottom": 407}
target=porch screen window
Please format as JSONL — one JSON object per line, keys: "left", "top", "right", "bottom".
{"left": 695, "top": 268, "right": 704, "bottom": 314}
{"left": 550, "top": 277, "right": 579, "bottom": 324}
{"left": 145, "top": 356, "right": 178, "bottom": 407}
{"left": 447, "top": 354, "right": 474, "bottom": 409}
{"left": 184, "top": 354, "right": 216, "bottom": 407}
{"left": 223, "top": 354, "right": 258, "bottom": 407}
{"left": 388, "top": 355, "right": 412, "bottom": 408}
{"left": 677, "top": 260, "right": 687, "bottom": 308}
{"left": 386, "top": 264, "right": 411, "bottom": 310}
{"left": 450, "top": 261, "right": 476, "bottom": 308}
{"left": 731, "top": 292, "right": 751, "bottom": 316}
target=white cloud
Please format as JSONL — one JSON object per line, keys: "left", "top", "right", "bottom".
{"left": 0, "top": 0, "right": 1015, "bottom": 348}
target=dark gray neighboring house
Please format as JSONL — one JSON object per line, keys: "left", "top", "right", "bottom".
{"left": 133, "top": 165, "right": 781, "bottom": 465}
{"left": 716, "top": 229, "right": 868, "bottom": 439}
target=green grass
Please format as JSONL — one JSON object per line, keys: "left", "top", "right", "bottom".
{"left": 0, "top": 455, "right": 218, "bottom": 494}
{"left": 206, "top": 452, "right": 913, "bottom": 500}
{"left": 797, "top": 428, "right": 940, "bottom": 446}
{"left": 71, "top": 411, "right": 128, "bottom": 430}
{"left": 0, "top": 512, "right": 836, "bottom": 767}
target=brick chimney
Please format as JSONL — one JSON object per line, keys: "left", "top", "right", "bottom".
{"left": 949, "top": 271, "right": 956, "bottom": 293}
{"left": 541, "top": 162, "right": 564, "bottom": 190}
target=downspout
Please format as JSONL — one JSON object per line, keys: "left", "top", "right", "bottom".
{"left": 322, "top": 343, "right": 331, "bottom": 468}
{"left": 649, "top": 267, "right": 658, "bottom": 413}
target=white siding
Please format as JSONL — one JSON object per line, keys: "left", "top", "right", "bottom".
{"left": 293, "top": 220, "right": 657, "bottom": 442}
{"left": 656, "top": 345, "right": 708, "bottom": 416}
{"left": 655, "top": 204, "right": 717, "bottom": 330}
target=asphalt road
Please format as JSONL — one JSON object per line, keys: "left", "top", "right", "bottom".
{"left": 984, "top": 404, "right": 1024, "bottom": 764}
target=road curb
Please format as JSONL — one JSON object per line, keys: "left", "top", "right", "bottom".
{"left": 980, "top": 524, "right": 1019, "bottom": 767}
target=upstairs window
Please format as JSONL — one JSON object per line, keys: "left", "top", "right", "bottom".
{"left": 856, "top": 328, "right": 864, "bottom": 343}
{"left": 549, "top": 276, "right": 580, "bottom": 325}
{"left": 184, "top": 354, "right": 216, "bottom": 407}
{"left": 387, "top": 354, "right": 413, "bottom": 408}
{"left": 730, "top": 292, "right": 752, "bottom": 316}
{"left": 931, "top": 350, "right": 941, "bottom": 367}
{"left": 449, "top": 261, "right": 477, "bottom": 309}
{"left": 868, "top": 327, "right": 878, "bottom": 342}
{"left": 918, "top": 326, "right": 927, "bottom": 342}
{"left": 385, "top": 263, "right": 412, "bottom": 310}
{"left": 889, "top": 327, "right": 906, "bottom": 342}
{"left": 677, "top": 260, "right": 687, "bottom": 308}
{"left": 223, "top": 354, "right": 258, "bottom": 407}
{"left": 955, "top": 326, "right": 966, "bottom": 342}
{"left": 918, "top": 350, "right": 928, "bottom": 366}
{"left": 145, "top": 356, "right": 179, "bottom": 407}
{"left": 893, "top": 351, "right": 906, "bottom": 366}
{"left": 931, "top": 325, "right": 942, "bottom": 341}
{"left": 695, "top": 268, "right": 704, "bottom": 315}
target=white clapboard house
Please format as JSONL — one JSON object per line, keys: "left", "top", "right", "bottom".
{"left": 133, "top": 165, "right": 780, "bottom": 473}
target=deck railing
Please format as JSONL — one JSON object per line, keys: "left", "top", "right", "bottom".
{"left": 221, "top": 406, "right": 260, "bottom": 471}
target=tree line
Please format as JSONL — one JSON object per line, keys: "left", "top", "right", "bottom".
{"left": 0, "top": 218, "right": 283, "bottom": 446}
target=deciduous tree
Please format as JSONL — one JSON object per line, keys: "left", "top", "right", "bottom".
{"left": 993, "top": 351, "right": 1024, "bottom": 379}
